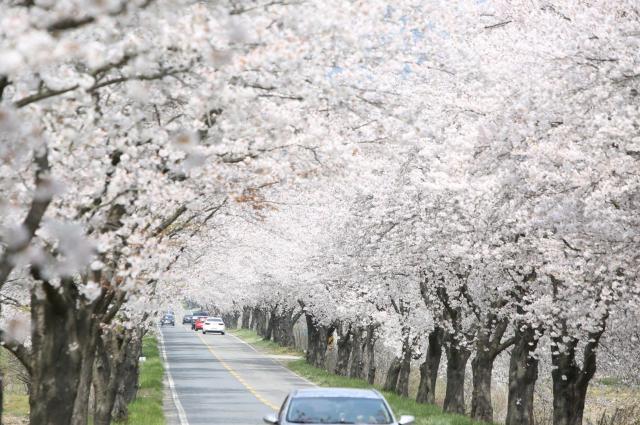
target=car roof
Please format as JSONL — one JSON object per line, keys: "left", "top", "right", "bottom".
{"left": 290, "top": 388, "right": 383, "bottom": 399}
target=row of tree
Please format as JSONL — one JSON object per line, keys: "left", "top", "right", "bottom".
{"left": 2, "top": 1, "right": 639, "bottom": 425}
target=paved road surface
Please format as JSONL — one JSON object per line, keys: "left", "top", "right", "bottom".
{"left": 160, "top": 325, "right": 315, "bottom": 425}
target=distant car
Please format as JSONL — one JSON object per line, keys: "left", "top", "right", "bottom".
{"left": 202, "top": 317, "right": 225, "bottom": 335}
{"left": 193, "top": 317, "right": 206, "bottom": 331}
{"left": 182, "top": 315, "right": 192, "bottom": 324}
{"left": 190, "top": 311, "right": 209, "bottom": 329}
{"left": 160, "top": 314, "right": 175, "bottom": 326}
{"left": 263, "top": 388, "right": 414, "bottom": 425}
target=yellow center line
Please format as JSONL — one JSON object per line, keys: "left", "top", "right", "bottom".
{"left": 195, "top": 331, "right": 279, "bottom": 411}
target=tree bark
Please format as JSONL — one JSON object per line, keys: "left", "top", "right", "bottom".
{"left": 505, "top": 323, "right": 539, "bottom": 425}
{"left": 551, "top": 326, "right": 604, "bottom": 425}
{"left": 71, "top": 318, "right": 99, "bottom": 425}
{"left": 365, "top": 324, "right": 378, "bottom": 385}
{"left": 396, "top": 336, "right": 413, "bottom": 397}
{"left": 241, "top": 306, "right": 252, "bottom": 329}
{"left": 305, "top": 313, "right": 330, "bottom": 369}
{"left": 273, "top": 307, "right": 301, "bottom": 347}
{"left": 382, "top": 357, "right": 402, "bottom": 392}
{"left": 111, "top": 329, "right": 144, "bottom": 421}
{"left": 29, "top": 280, "right": 83, "bottom": 425}
{"left": 470, "top": 317, "right": 512, "bottom": 423}
{"left": 93, "top": 332, "right": 117, "bottom": 425}
{"left": 335, "top": 324, "right": 353, "bottom": 376}
{"left": 348, "top": 328, "right": 365, "bottom": 379}
{"left": 442, "top": 340, "right": 471, "bottom": 415}
{"left": 471, "top": 353, "right": 493, "bottom": 422}
{"left": 417, "top": 327, "right": 443, "bottom": 404}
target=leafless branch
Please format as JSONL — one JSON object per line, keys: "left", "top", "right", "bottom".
{"left": 484, "top": 20, "right": 512, "bottom": 30}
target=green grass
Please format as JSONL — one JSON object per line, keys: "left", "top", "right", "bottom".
{"left": 3, "top": 393, "right": 29, "bottom": 422}
{"left": 230, "top": 328, "right": 304, "bottom": 356}
{"left": 230, "top": 328, "right": 488, "bottom": 425}
{"left": 116, "top": 336, "right": 165, "bottom": 425}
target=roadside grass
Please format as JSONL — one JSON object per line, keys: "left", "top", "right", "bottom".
{"left": 229, "top": 328, "right": 488, "bottom": 425}
{"left": 230, "top": 328, "right": 304, "bottom": 356}
{"left": 116, "top": 336, "right": 165, "bottom": 425}
{"left": 3, "top": 393, "right": 29, "bottom": 424}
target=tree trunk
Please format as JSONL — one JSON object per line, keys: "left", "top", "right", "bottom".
{"left": 250, "top": 306, "right": 260, "bottom": 330}
{"left": 29, "top": 282, "right": 84, "bottom": 425}
{"left": 442, "top": 341, "right": 471, "bottom": 415}
{"left": 365, "top": 325, "right": 377, "bottom": 385}
{"left": 112, "top": 329, "right": 144, "bottom": 421}
{"left": 505, "top": 323, "right": 539, "bottom": 425}
{"left": 93, "top": 333, "right": 116, "bottom": 425}
{"left": 335, "top": 324, "right": 353, "bottom": 376}
{"left": 273, "top": 308, "right": 299, "bottom": 347}
{"left": 551, "top": 327, "right": 604, "bottom": 425}
{"left": 396, "top": 337, "right": 413, "bottom": 397}
{"left": 305, "top": 313, "right": 330, "bottom": 369}
{"left": 382, "top": 357, "right": 402, "bottom": 392}
{"left": 471, "top": 353, "right": 493, "bottom": 422}
{"left": 417, "top": 327, "right": 443, "bottom": 404}
{"left": 241, "top": 306, "right": 252, "bottom": 329}
{"left": 71, "top": 318, "right": 99, "bottom": 425}
{"left": 348, "top": 328, "right": 365, "bottom": 379}
{"left": 265, "top": 306, "right": 277, "bottom": 340}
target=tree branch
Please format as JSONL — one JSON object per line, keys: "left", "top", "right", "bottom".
{"left": 153, "top": 205, "right": 188, "bottom": 237}
{"left": 0, "top": 148, "right": 52, "bottom": 289}
{"left": 0, "top": 330, "right": 32, "bottom": 374}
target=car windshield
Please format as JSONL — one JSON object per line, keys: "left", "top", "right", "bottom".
{"left": 286, "top": 397, "right": 393, "bottom": 424}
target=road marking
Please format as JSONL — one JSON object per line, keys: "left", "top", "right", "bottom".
{"left": 158, "top": 330, "right": 190, "bottom": 425}
{"left": 227, "top": 332, "right": 318, "bottom": 387}
{"left": 195, "top": 332, "right": 280, "bottom": 411}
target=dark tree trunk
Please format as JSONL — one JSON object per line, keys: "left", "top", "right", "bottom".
{"left": 396, "top": 337, "right": 413, "bottom": 397}
{"left": 382, "top": 357, "right": 402, "bottom": 392}
{"left": 365, "top": 324, "right": 378, "bottom": 385}
{"left": 71, "top": 318, "right": 99, "bottom": 425}
{"left": 417, "top": 327, "right": 443, "bottom": 404}
{"left": 348, "top": 328, "right": 365, "bottom": 379}
{"left": 335, "top": 324, "right": 353, "bottom": 376}
{"left": 471, "top": 353, "right": 493, "bottom": 422}
{"left": 442, "top": 340, "right": 471, "bottom": 415}
{"left": 93, "top": 332, "right": 117, "bottom": 425}
{"left": 93, "top": 326, "right": 138, "bottom": 425}
{"left": 241, "top": 306, "right": 252, "bottom": 329}
{"left": 305, "top": 313, "right": 330, "bottom": 369}
{"left": 265, "top": 306, "right": 277, "bottom": 340}
{"left": 111, "top": 330, "right": 144, "bottom": 421}
{"left": 551, "top": 326, "right": 604, "bottom": 425}
{"left": 29, "top": 281, "right": 84, "bottom": 425}
{"left": 250, "top": 306, "right": 260, "bottom": 330}
{"left": 470, "top": 317, "right": 511, "bottom": 423}
{"left": 273, "top": 308, "right": 301, "bottom": 347}
{"left": 505, "top": 323, "right": 539, "bottom": 425}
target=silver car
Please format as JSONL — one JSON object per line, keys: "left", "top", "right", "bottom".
{"left": 263, "top": 388, "right": 415, "bottom": 425}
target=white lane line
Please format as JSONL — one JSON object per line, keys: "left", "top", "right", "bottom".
{"left": 158, "top": 330, "right": 190, "bottom": 425}
{"left": 227, "top": 332, "right": 318, "bottom": 387}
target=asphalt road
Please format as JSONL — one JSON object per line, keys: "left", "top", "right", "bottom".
{"left": 160, "top": 325, "right": 315, "bottom": 425}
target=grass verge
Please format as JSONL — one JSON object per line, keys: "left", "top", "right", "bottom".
{"left": 116, "top": 335, "right": 165, "bottom": 425}
{"left": 229, "top": 328, "right": 487, "bottom": 425}
{"left": 3, "top": 393, "right": 29, "bottom": 424}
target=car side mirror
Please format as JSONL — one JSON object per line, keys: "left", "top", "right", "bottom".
{"left": 263, "top": 413, "right": 278, "bottom": 424}
{"left": 398, "top": 415, "right": 415, "bottom": 425}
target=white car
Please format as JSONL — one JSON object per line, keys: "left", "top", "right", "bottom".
{"left": 202, "top": 317, "right": 226, "bottom": 335}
